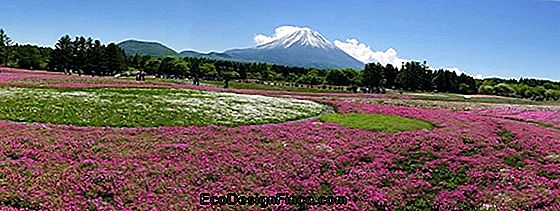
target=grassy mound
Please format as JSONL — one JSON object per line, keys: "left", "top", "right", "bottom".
{"left": 0, "top": 87, "right": 325, "bottom": 127}
{"left": 318, "top": 113, "right": 434, "bottom": 132}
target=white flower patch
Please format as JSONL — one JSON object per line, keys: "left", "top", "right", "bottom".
{"left": 154, "top": 89, "right": 325, "bottom": 125}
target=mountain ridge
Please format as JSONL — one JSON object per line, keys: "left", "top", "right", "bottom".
{"left": 117, "top": 40, "right": 178, "bottom": 57}
{"left": 119, "top": 27, "right": 365, "bottom": 70}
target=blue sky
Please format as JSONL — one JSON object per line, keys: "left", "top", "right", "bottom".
{"left": 1, "top": 0, "right": 559, "bottom": 80}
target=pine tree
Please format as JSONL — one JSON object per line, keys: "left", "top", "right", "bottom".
{"left": 383, "top": 64, "right": 398, "bottom": 89}
{"left": 82, "top": 37, "right": 94, "bottom": 75}
{"left": 0, "top": 29, "right": 12, "bottom": 66}
{"left": 187, "top": 58, "right": 202, "bottom": 85}
{"left": 104, "top": 43, "right": 127, "bottom": 76}
{"left": 49, "top": 35, "right": 73, "bottom": 73}
{"left": 362, "top": 63, "right": 385, "bottom": 93}
{"left": 71, "top": 36, "right": 87, "bottom": 75}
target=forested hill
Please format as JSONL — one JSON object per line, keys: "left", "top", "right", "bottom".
{"left": 117, "top": 40, "right": 178, "bottom": 57}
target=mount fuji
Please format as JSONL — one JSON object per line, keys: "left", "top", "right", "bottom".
{"left": 178, "top": 26, "right": 365, "bottom": 70}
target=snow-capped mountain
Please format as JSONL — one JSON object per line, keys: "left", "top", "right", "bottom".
{"left": 180, "top": 26, "right": 365, "bottom": 70}
{"left": 257, "top": 27, "right": 336, "bottom": 49}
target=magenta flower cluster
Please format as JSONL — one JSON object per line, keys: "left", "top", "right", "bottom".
{"left": 0, "top": 100, "right": 558, "bottom": 210}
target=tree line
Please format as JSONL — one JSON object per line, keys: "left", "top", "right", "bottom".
{"left": 478, "top": 78, "right": 560, "bottom": 101}
{"left": 361, "top": 61, "right": 477, "bottom": 94}
{"left": 47, "top": 35, "right": 127, "bottom": 76}
{"left": 0, "top": 28, "right": 558, "bottom": 100}
{"left": 1, "top": 30, "right": 127, "bottom": 76}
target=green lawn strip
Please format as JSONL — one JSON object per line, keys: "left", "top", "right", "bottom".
{"left": 318, "top": 113, "right": 434, "bottom": 133}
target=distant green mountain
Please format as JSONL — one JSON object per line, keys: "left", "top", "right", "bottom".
{"left": 118, "top": 40, "right": 178, "bottom": 57}
{"left": 178, "top": 50, "right": 204, "bottom": 58}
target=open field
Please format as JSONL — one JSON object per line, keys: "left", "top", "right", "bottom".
{"left": 0, "top": 68, "right": 559, "bottom": 210}
{"left": 0, "top": 87, "right": 325, "bottom": 127}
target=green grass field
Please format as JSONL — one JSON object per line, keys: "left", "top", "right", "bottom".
{"left": 0, "top": 87, "right": 325, "bottom": 127}
{"left": 318, "top": 113, "right": 435, "bottom": 133}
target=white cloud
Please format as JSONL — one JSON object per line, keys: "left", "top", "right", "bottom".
{"left": 333, "top": 38, "right": 409, "bottom": 69}
{"left": 254, "top": 26, "right": 309, "bottom": 45}
{"left": 333, "top": 38, "right": 482, "bottom": 77}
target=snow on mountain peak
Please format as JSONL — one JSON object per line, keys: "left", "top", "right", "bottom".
{"left": 255, "top": 26, "right": 335, "bottom": 49}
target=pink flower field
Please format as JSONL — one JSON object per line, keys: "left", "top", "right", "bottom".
{"left": 0, "top": 69, "right": 559, "bottom": 210}
{"left": 0, "top": 68, "right": 68, "bottom": 83}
